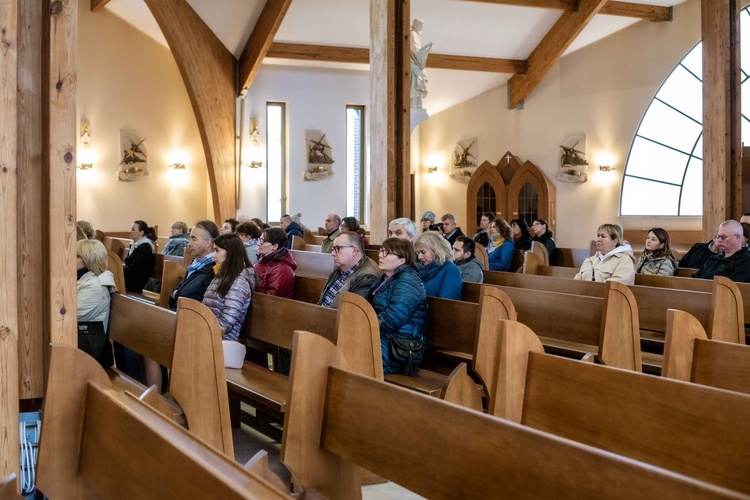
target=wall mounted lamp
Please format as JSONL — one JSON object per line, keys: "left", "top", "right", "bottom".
{"left": 169, "top": 163, "right": 186, "bottom": 170}
{"left": 426, "top": 166, "right": 438, "bottom": 174}
{"left": 599, "top": 165, "right": 615, "bottom": 172}
{"left": 78, "top": 122, "right": 94, "bottom": 170}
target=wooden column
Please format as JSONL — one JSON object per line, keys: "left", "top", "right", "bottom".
{"left": 370, "top": 0, "right": 411, "bottom": 244}
{"left": 702, "top": 0, "right": 741, "bottom": 240}
{"left": 144, "top": 0, "right": 237, "bottom": 223}
{"left": 45, "top": 0, "right": 78, "bottom": 351}
{"left": 18, "top": 0, "right": 44, "bottom": 400}
{"left": 0, "top": 0, "right": 20, "bottom": 481}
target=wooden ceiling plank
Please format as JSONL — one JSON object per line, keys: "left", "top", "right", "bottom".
{"left": 508, "top": 0, "right": 608, "bottom": 108}
{"left": 144, "top": 0, "right": 237, "bottom": 222}
{"left": 90, "top": 0, "right": 112, "bottom": 12}
{"left": 266, "top": 42, "right": 526, "bottom": 74}
{"left": 238, "top": 0, "right": 293, "bottom": 93}
{"left": 455, "top": 0, "right": 671, "bottom": 21}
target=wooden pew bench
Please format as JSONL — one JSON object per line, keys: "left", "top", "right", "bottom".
{"left": 494, "top": 318, "right": 750, "bottom": 495}
{"left": 278, "top": 332, "right": 738, "bottom": 499}
{"left": 663, "top": 309, "right": 750, "bottom": 394}
{"left": 36, "top": 345, "right": 287, "bottom": 499}
{"left": 108, "top": 293, "right": 233, "bottom": 456}
{"left": 290, "top": 248, "right": 334, "bottom": 279}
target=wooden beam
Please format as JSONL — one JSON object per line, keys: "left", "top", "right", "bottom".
{"left": 90, "top": 0, "right": 111, "bottom": 12}
{"left": 144, "top": 0, "right": 237, "bottom": 222}
{"left": 267, "top": 42, "right": 526, "bottom": 73}
{"left": 0, "top": 0, "right": 20, "bottom": 482}
{"left": 46, "top": 0, "right": 78, "bottom": 350}
{"left": 701, "top": 0, "right": 741, "bottom": 240}
{"left": 455, "top": 0, "right": 671, "bottom": 21}
{"left": 507, "top": 0, "right": 608, "bottom": 109}
{"left": 238, "top": 0, "right": 293, "bottom": 94}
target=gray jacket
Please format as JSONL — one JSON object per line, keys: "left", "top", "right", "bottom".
{"left": 318, "top": 256, "right": 380, "bottom": 308}
{"left": 456, "top": 257, "right": 484, "bottom": 283}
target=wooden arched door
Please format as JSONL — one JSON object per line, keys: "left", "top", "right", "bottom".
{"left": 466, "top": 152, "right": 556, "bottom": 235}
{"left": 466, "top": 161, "right": 508, "bottom": 233}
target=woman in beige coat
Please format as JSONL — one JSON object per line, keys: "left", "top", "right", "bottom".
{"left": 574, "top": 223, "right": 635, "bottom": 285}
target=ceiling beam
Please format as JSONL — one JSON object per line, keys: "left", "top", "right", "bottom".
{"left": 455, "top": 0, "right": 671, "bottom": 21}
{"left": 238, "top": 0, "right": 293, "bottom": 94}
{"left": 508, "top": 0, "right": 608, "bottom": 108}
{"left": 267, "top": 42, "right": 526, "bottom": 74}
{"left": 90, "top": 0, "right": 112, "bottom": 12}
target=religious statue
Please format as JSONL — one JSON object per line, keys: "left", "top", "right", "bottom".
{"left": 410, "top": 18, "right": 432, "bottom": 110}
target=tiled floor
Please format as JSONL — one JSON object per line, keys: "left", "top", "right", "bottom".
{"left": 232, "top": 405, "right": 423, "bottom": 499}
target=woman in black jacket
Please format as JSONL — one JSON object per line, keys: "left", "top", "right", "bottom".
{"left": 123, "top": 220, "right": 156, "bottom": 293}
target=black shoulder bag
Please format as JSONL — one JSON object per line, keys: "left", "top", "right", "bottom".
{"left": 78, "top": 321, "right": 114, "bottom": 369}
{"left": 388, "top": 336, "right": 423, "bottom": 377}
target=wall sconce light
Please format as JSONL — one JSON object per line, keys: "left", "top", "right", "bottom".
{"left": 78, "top": 121, "right": 93, "bottom": 170}
{"left": 169, "top": 163, "right": 186, "bottom": 170}
{"left": 245, "top": 116, "right": 263, "bottom": 168}
{"left": 599, "top": 165, "right": 615, "bottom": 172}
{"left": 426, "top": 166, "right": 438, "bottom": 174}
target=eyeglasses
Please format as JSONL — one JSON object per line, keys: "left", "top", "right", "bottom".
{"left": 331, "top": 245, "right": 354, "bottom": 253}
{"left": 716, "top": 234, "right": 737, "bottom": 241}
{"left": 420, "top": 218, "right": 431, "bottom": 222}
{"left": 378, "top": 250, "right": 391, "bottom": 257}
{"left": 258, "top": 238, "right": 267, "bottom": 244}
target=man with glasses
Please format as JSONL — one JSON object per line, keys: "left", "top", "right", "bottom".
{"left": 320, "top": 214, "right": 342, "bottom": 254}
{"left": 679, "top": 232, "right": 721, "bottom": 270}
{"left": 317, "top": 232, "right": 380, "bottom": 308}
{"left": 693, "top": 220, "right": 750, "bottom": 282}
{"left": 168, "top": 220, "right": 219, "bottom": 310}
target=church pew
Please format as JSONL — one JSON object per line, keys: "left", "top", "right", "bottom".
{"left": 662, "top": 309, "right": 750, "bottom": 395}
{"left": 0, "top": 475, "right": 20, "bottom": 500}
{"left": 36, "top": 345, "right": 288, "bottom": 499}
{"left": 279, "top": 331, "right": 737, "bottom": 500}
{"left": 107, "top": 293, "right": 234, "bottom": 457}
{"left": 493, "top": 318, "right": 750, "bottom": 495}
{"left": 290, "top": 248, "right": 335, "bottom": 279}
{"left": 106, "top": 250, "right": 127, "bottom": 294}
{"left": 157, "top": 259, "right": 186, "bottom": 308}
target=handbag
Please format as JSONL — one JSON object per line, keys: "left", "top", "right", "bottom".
{"left": 78, "top": 321, "right": 114, "bottom": 369}
{"left": 388, "top": 336, "right": 423, "bottom": 376}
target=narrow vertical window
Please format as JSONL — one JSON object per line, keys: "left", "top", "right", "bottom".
{"left": 346, "top": 105, "right": 366, "bottom": 223}
{"left": 266, "top": 102, "right": 286, "bottom": 222}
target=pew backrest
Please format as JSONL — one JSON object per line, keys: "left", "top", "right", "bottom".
{"left": 531, "top": 240, "right": 549, "bottom": 266}
{"left": 106, "top": 251, "right": 126, "bottom": 294}
{"left": 158, "top": 260, "right": 186, "bottom": 308}
{"left": 290, "top": 249, "right": 335, "bottom": 279}
{"left": 474, "top": 243, "right": 489, "bottom": 270}
{"left": 280, "top": 332, "right": 737, "bottom": 500}
{"left": 291, "top": 235, "right": 306, "bottom": 250}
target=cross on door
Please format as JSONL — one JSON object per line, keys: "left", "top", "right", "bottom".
{"left": 505, "top": 153, "right": 512, "bottom": 164}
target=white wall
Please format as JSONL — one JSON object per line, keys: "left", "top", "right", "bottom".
{"left": 77, "top": 0, "right": 209, "bottom": 235}
{"left": 417, "top": 0, "right": 703, "bottom": 248}
{"left": 240, "top": 65, "right": 370, "bottom": 230}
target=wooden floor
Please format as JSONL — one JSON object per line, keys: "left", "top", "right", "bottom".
{"left": 233, "top": 403, "right": 423, "bottom": 499}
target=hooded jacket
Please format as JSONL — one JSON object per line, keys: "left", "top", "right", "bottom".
{"left": 636, "top": 253, "right": 676, "bottom": 276}
{"left": 456, "top": 257, "right": 484, "bottom": 283}
{"left": 284, "top": 221, "right": 304, "bottom": 248}
{"left": 78, "top": 270, "right": 117, "bottom": 331}
{"left": 203, "top": 267, "right": 256, "bottom": 341}
{"left": 575, "top": 244, "right": 636, "bottom": 285}
{"left": 254, "top": 247, "right": 297, "bottom": 298}
{"left": 532, "top": 230, "right": 557, "bottom": 260}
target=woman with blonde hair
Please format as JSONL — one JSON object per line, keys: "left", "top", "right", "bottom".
{"left": 487, "top": 218, "right": 514, "bottom": 271}
{"left": 635, "top": 227, "right": 676, "bottom": 276}
{"left": 77, "top": 239, "right": 116, "bottom": 327}
{"left": 414, "top": 231, "right": 462, "bottom": 300}
{"left": 575, "top": 223, "right": 635, "bottom": 284}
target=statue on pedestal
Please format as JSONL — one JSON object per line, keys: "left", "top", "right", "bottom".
{"left": 410, "top": 19, "right": 432, "bottom": 110}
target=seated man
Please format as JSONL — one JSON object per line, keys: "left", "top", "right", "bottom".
{"left": 279, "top": 214, "right": 303, "bottom": 249}
{"left": 320, "top": 214, "right": 342, "bottom": 254}
{"left": 472, "top": 212, "right": 494, "bottom": 248}
{"left": 452, "top": 236, "right": 484, "bottom": 283}
{"left": 679, "top": 234, "right": 720, "bottom": 269}
{"left": 168, "top": 220, "right": 219, "bottom": 310}
{"left": 318, "top": 232, "right": 380, "bottom": 308}
{"left": 693, "top": 220, "right": 750, "bottom": 282}
{"left": 388, "top": 217, "right": 417, "bottom": 242}
{"left": 441, "top": 213, "right": 465, "bottom": 246}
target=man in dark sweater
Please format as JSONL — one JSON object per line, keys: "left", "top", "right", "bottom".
{"left": 693, "top": 220, "right": 750, "bottom": 283}
{"left": 679, "top": 235, "right": 720, "bottom": 269}
{"left": 168, "top": 220, "right": 219, "bottom": 310}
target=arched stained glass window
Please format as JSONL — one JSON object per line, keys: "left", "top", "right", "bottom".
{"left": 620, "top": 6, "right": 750, "bottom": 216}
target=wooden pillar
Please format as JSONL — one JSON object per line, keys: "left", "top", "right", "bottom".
{"left": 702, "top": 0, "right": 741, "bottom": 240}
{"left": 0, "top": 0, "right": 20, "bottom": 481}
{"left": 370, "top": 0, "right": 410, "bottom": 244}
{"left": 45, "top": 0, "right": 78, "bottom": 350}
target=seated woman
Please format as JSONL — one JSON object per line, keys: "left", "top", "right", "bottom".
{"left": 366, "top": 238, "right": 427, "bottom": 376}
{"left": 635, "top": 227, "right": 676, "bottom": 276}
{"left": 220, "top": 218, "right": 239, "bottom": 235}
{"left": 510, "top": 218, "right": 533, "bottom": 251}
{"left": 162, "top": 221, "right": 190, "bottom": 256}
{"left": 414, "top": 231, "right": 462, "bottom": 300}
{"left": 340, "top": 216, "right": 369, "bottom": 249}
{"left": 236, "top": 220, "right": 262, "bottom": 265}
{"left": 123, "top": 220, "right": 156, "bottom": 293}
{"left": 77, "top": 239, "right": 116, "bottom": 327}
{"left": 574, "top": 223, "right": 635, "bottom": 284}
{"left": 531, "top": 218, "right": 557, "bottom": 260}
{"left": 202, "top": 234, "right": 255, "bottom": 342}
{"left": 77, "top": 219, "right": 96, "bottom": 240}
{"left": 487, "top": 218, "right": 514, "bottom": 272}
